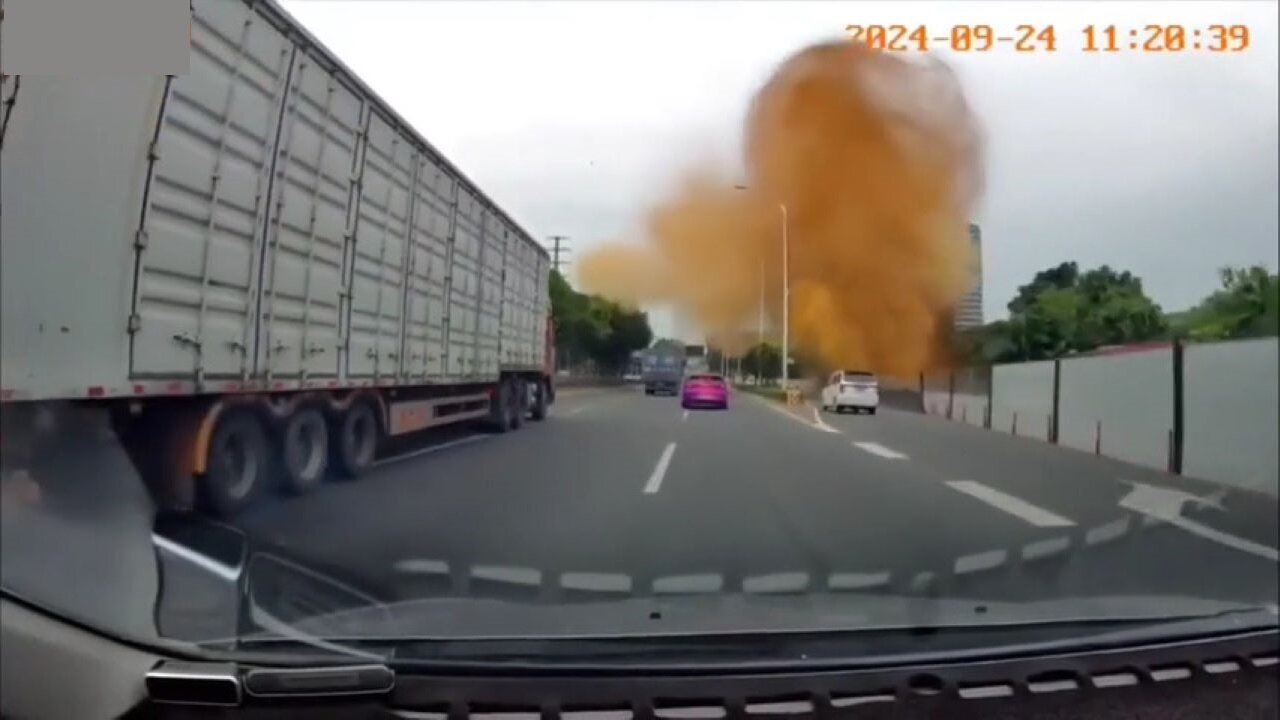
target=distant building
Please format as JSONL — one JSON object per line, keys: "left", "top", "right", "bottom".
{"left": 954, "top": 223, "right": 984, "bottom": 329}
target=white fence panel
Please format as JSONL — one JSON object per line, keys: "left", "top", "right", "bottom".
{"left": 1183, "top": 338, "right": 1279, "bottom": 497}
{"left": 1058, "top": 348, "right": 1173, "bottom": 470}
{"left": 991, "top": 361, "right": 1055, "bottom": 440}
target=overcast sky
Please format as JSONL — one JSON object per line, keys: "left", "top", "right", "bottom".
{"left": 281, "top": 1, "right": 1277, "bottom": 337}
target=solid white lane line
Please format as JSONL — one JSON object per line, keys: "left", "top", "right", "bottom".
{"left": 752, "top": 394, "right": 837, "bottom": 433}
{"left": 1163, "top": 518, "right": 1280, "bottom": 562}
{"left": 852, "top": 441, "right": 907, "bottom": 459}
{"left": 946, "top": 480, "right": 1076, "bottom": 528}
{"left": 811, "top": 407, "right": 839, "bottom": 433}
{"left": 644, "top": 442, "right": 677, "bottom": 494}
{"left": 373, "top": 434, "right": 491, "bottom": 467}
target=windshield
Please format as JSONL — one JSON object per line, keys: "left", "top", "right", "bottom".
{"left": 1, "top": 0, "right": 1276, "bottom": 667}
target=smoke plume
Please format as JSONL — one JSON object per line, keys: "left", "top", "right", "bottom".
{"left": 578, "top": 41, "right": 983, "bottom": 377}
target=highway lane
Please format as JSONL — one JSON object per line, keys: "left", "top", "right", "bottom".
{"left": 231, "top": 385, "right": 1279, "bottom": 608}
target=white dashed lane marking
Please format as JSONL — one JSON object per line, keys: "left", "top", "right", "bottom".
{"left": 945, "top": 480, "right": 1076, "bottom": 528}
{"left": 852, "top": 441, "right": 908, "bottom": 460}
{"left": 643, "top": 442, "right": 677, "bottom": 494}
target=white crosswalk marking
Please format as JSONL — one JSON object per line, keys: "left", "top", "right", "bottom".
{"left": 946, "top": 480, "right": 1076, "bottom": 528}
{"left": 852, "top": 441, "right": 907, "bottom": 459}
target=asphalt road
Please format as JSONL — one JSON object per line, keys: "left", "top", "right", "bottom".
{"left": 228, "top": 385, "right": 1280, "bottom": 609}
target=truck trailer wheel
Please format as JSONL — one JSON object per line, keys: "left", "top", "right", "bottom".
{"left": 200, "top": 410, "right": 269, "bottom": 517}
{"left": 508, "top": 379, "right": 526, "bottom": 430}
{"left": 279, "top": 407, "right": 329, "bottom": 494}
{"left": 331, "top": 401, "right": 378, "bottom": 478}
{"left": 530, "top": 380, "right": 549, "bottom": 421}
{"left": 486, "top": 382, "right": 510, "bottom": 433}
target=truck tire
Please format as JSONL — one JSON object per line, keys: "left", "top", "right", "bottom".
{"left": 508, "top": 379, "right": 526, "bottom": 430}
{"left": 279, "top": 407, "right": 329, "bottom": 494}
{"left": 200, "top": 410, "right": 268, "bottom": 517}
{"left": 487, "top": 382, "right": 511, "bottom": 433}
{"left": 331, "top": 401, "right": 378, "bottom": 478}
{"left": 530, "top": 380, "right": 549, "bottom": 421}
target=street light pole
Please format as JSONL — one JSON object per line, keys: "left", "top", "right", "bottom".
{"left": 736, "top": 185, "right": 789, "bottom": 387}
{"left": 779, "top": 203, "right": 789, "bottom": 390}
{"left": 758, "top": 259, "right": 765, "bottom": 349}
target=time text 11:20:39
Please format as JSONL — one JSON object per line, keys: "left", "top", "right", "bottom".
{"left": 845, "top": 25, "right": 1250, "bottom": 53}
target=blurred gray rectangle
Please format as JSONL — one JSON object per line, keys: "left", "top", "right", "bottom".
{"left": 3, "top": 0, "right": 189, "bottom": 74}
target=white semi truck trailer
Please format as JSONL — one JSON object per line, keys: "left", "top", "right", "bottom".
{"left": 0, "top": 0, "right": 556, "bottom": 517}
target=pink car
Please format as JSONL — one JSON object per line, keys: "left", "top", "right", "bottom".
{"left": 681, "top": 374, "right": 729, "bottom": 410}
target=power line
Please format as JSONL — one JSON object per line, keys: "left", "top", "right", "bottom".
{"left": 547, "top": 235, "right": 572, "bottom": 274}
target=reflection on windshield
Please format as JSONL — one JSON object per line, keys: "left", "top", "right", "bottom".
{"left": 1, "top": 0, "right": 1277, "bottom": 663}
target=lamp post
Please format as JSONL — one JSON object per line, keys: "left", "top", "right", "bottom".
{"left": 735, "top": 185, "right": 789, "bottom": 388}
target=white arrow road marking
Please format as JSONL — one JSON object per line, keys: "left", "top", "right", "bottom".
{"left": 1118, "top": 481, "right": 1278, "bottom": 562}
{"left": 644, "top": 442, "right": 677, "bottom": 494}
{"left": 946, "top": 480, "right": 1076, "bottom": 528}
{"left": 683, "top": 410, "right": 690, "bottom": 421}
{"left": 852, "top": 441, "right": 908, "bottom": 459}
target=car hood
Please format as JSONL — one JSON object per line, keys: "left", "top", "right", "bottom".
{"left": 246, "top": 591, "right": 1274, "bottom": 643}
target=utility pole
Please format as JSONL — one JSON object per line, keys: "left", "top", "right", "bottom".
{"left": 547, "top": 235, "right": 571, "bottom": 274}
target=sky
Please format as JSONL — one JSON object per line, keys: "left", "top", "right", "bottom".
{"left": 280, "top": 0, "right": 1278, "bottom": 341}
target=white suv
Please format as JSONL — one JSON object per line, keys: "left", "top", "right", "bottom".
{"left": 821, "top": 370, "right": 879, "bottom": 414}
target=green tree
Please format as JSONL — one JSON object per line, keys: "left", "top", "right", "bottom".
{"left": 1171, "top": 265, "right": 1279, "bottom": 341}
{"left": 596, "top": 303, "right": 653, "bottom": 372}
{"left": 548, "top": 270, "right": 653, "bottom": 372}
{"left": 1008, "top": 261, "right": 1079, "bottom": 315}
{"left": 981, "top": 262, "right": 1167, "bottom": 362}
{"left": 743, "top": 342, "right": 782, "bottom": 382}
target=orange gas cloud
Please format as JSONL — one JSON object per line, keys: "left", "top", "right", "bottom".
{"left": 579, "top": 41, "right": 982, "bottom": 376}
